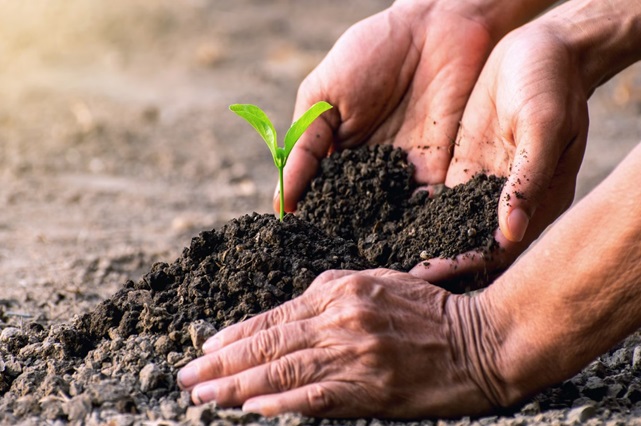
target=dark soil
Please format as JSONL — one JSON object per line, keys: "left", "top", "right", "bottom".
{"left": 3, "top": 145, "right": 640, "bottom": 425}
{"left": 297, "top": 145, "right": 505, "bottom": 270}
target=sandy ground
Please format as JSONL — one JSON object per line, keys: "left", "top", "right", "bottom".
{"left": 0, "top": 0, "right": 640, "bottom": 422}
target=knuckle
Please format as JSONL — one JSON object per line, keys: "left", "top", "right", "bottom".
{"left": 306, "top": 384, "right": 336, "bottom": 414}
{"left": 267, "top": 358, "right": 299, "bottom": 392}
{"left": 334, "top": 273, "right": 371, "bottom": 297}
{"left": 335, "top": 302, "right": 384, "bottom": 333}
{"left": 249, "top": 329, "right": 280, "bottom": 363}
{"left": 264, "top": 303, "right": 288, "bottom": 326}
{"left": 313, "top": 270, "right": 341, "bottom": 287}
{"left": 201, "top": 354, "right": 224, "bottom": 378}
{"left": 214, "top": 375, "right": 244, "bottom": 407}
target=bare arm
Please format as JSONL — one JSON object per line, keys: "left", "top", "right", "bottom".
{"left": 545, "top": 0, "right": 641, "bottom": 94}
{"left": 471, "top": 0, "right": 641, "bottom": 403}
{"left": 393, "top": 0, "right": 559, "bottom": 42}
{"left": 482, "top": 139, "right": 641, "bottom": 403}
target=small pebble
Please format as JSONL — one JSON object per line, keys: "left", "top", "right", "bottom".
{"left": 0, "top": 327, "right": 22, "bottom": 342}
{"left": 189, "top": 320, "right": 217, "bottom": 349}
{"left": 419, "top": 250, "right": 429, "bottom": 260}
{"left": 217, "top": 408, "right": 260, "bottom": 422}
{"left": 520, "top": 400, "right": 541, "bottom": 415}
{"left": 567, "top": 404, "right": 596, "bottom": 423}
{"left": 185, "top": 403, "right": 216, "bottom": 424}
{"left": 632, "top": 345, "right": 641, "bottom": 371}
{"left": 159, "top": 399, "right": 181, "bottom": 420}
{"left": 139, "top": 363, "right": 165, "bottom": 392}
{"left": 62, "top": 394, "right": 92, "bottom": 423}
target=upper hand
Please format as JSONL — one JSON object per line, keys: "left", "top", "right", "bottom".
{"left": 274, "top": 1, "right": 495, "bottom": 213}
{"left": 177, "top": 269, "right": 505, "bottom": 418}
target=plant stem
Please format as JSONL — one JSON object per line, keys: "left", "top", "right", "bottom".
{"left": 279, "top": 166, "right": 285, "bottom": 221}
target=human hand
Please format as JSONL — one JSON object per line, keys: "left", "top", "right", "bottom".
{"left": 274, "top": 1, "right": 499, "bottom": 214}
{"left": 412, "top": 22, "right": 590, "bottom": 285}
{"left": 177, "top": 269, "right": 507, "bottom": 418}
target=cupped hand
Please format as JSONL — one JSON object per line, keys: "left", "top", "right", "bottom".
{"left": 412, "top": 22, "right": 590, "bottom": 284}
{"left": 274, "top": 1, "right": 496, "bottom": 213}
{"left": 177, "top": 269, "right": 507, "bottom": 418}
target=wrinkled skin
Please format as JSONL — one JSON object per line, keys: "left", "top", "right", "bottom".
{"left": 178, "top": 269, "right": 503, "bottom": 418}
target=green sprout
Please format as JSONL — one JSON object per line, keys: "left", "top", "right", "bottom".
{"left": 229, "top": 101, "right": 333, "bottom": 221}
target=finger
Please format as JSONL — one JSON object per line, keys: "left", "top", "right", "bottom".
{"left": 242, "top": 382, "right": 365, "bottom": 418}
{"left": 409, "top": 229, "right": 527, "bottom": 292}
{"left": 201, "top": 269, "right": 356, "bottom": 355}
{"left": 190, "top": 347, "right": 342, "bottom": 408}
{"left": 272, "top": 79, "right": 339, "bottom": 214}
{"left": 201, "top": 295, "right": 318, "bottom": 355}
{"left": 178, "top": 319, "right": 317, "bottom": 391}
{"left": 501, "top": 119, "right": 587, "bottom": 245}
{"left": 498, "top": 93, "right": 589, "bottom": 242}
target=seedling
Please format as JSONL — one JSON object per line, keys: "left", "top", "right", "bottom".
{"left": 229, "top": 101, "right": 333, "bottom": 221}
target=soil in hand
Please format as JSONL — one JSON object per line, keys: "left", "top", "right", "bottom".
{"left": 297, "top": 145, "right": 505, "bottom": 270}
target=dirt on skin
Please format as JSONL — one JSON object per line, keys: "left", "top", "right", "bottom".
{"left": 0, "top": 146, "right": 507, "bottom": 425}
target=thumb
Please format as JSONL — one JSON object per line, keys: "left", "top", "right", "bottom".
{"left": 498, "top": 108, "right": 581, "bottom": 242}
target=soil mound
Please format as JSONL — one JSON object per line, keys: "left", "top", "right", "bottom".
{"left": 9, "top": 146, "right": 636, "bottom": 425}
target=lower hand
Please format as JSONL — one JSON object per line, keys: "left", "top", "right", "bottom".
{"left": 177, "top": 269, "right": 504, "bottom": 418}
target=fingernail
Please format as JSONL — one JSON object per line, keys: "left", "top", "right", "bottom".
{"left": 193, "top": 384, "right": 216, "bottom": 404}
{"left": 177, "top": 365, "right": 198, "bottom": 389}
{"left": 507, "top": 208, "right": 529, "bottom": 242}
{"left": 192, "top": 387, "right": 203, "bottom": 405}
{"left": 242, "top": 400, "right": 262, "bottom": 414}
{"left": 202, "top": 337, "right": 222, "bottom": 353}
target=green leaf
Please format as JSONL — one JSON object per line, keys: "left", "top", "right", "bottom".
{"left": 229, "top": 104, "right": 278, "bottom": 159}
{"left": 283, "top": 101, "right": 333, "bottom": 159}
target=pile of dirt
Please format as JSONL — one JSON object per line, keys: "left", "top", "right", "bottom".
{"left": 297, "top": 145, "right": 504, "bottom": 270}
{"left": 7, "top": 145, "right": 639, "bottom": 425}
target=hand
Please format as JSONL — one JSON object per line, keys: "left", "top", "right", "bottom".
{"left": 274, "top": 1, "right": 497, "bottom": 213}
{"left": 412, "top": 22, "right": 590, "bottom": 284}
{"left": 177, "top": 269, "right": 506, "bottom": 418}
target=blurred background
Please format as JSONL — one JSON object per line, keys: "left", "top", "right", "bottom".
{"left": 0, "top": 0, "right": 639, "bottom": 322}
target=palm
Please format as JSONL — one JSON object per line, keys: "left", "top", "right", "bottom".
{"left": 412, "top": 27, "right": 590, "bottom": 286}
{"left": 278, "top": 7, "right": 494, "bottom": 211}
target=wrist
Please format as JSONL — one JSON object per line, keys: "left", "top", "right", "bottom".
{"left": 393, "top": 0, "right": 557, "bottom": 44}
{"left": 444, "top": 293, "right": 517, "bottom": 409}
{"left": 481, "top": 143, "right": 641, "bottom": 406}
{"left": 537, "top": 0, "right": 641, "bottom": 95}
